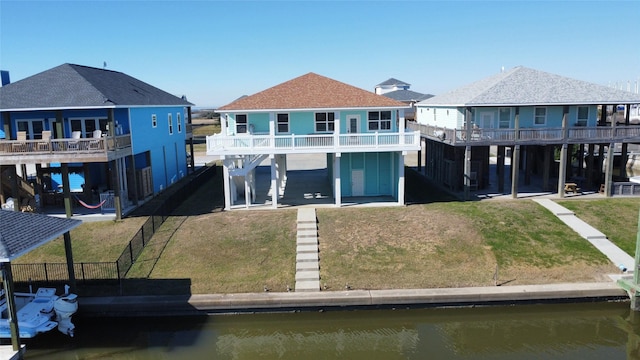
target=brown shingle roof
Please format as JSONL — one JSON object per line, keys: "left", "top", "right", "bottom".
{"left": 218, "top": 73, "right": 406, "bottom": 111}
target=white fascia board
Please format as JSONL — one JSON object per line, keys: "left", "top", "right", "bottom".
{"left": 216, "top": 105, "right": 410, "bottom": 113}
{"left": 419, "top": 101, "right": 640, "bottom": 108}
{"left": 2, "top": 104, "right": 191, "bottom": 112}
{"left": 470, "top": 101, "right": 640, "bottom": 106}
{"left": 1, "top": 105, "right": 118, "bottom": 112}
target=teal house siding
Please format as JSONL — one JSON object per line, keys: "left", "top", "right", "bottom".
{"left": 339, "top": 152, "right": 397, "bottom": 197}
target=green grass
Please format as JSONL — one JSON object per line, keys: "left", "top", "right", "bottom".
{"left": 18, "top": 166, "right": 633, "bottom": 293}
{"left": 14, "top": 217, "right": 148, "bottom": 263}
{"left": 557, "top": 198, "right": 640, "bottom": 256}
{"left": 451, "top": 201, "right": 608, "bottom": 267}
{"left": 317, "top": 201, "right": 612, "bottom": 290}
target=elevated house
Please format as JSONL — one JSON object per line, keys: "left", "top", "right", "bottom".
{"left": 375, "top": 78, "right": 433, "bottom": 120}
{"left": 0, "top": 64, "right": 194, "bottom": 219}
{"left": 207, "top": 73, "right": 420, "bottom": 210}
{"left": 411, "top": 66, "right": 640, "bottom": 198}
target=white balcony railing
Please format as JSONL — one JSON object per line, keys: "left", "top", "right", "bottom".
{"left": 407, "top": 122, "right": 640, "bottom": 145}
{"left": 206, "top": 132, "right": 420, "bottom": 155}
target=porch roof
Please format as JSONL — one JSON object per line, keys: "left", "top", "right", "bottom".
{"left": 0, "top": 210, "right": 81, "bottom": 262}
{"left": 0, "top": 63, "right": 193, "bottom": 112}
{"left": 417, "top": 66, "right": 640, "bottom": 107}
{"left": 217, "top": 73, "right": 407, "bottom": 112}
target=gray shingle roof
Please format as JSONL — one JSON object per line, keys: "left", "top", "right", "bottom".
{"left": 0, "top": 63, "right": 193, "bottom": 111}
{"left": 417, "top": 66, "right": 640, "bottom": 107}
{"left": 0, "top": 210, "right": 81, "bottom": 262}
{"left": 383, "top": 89, "right": 434, "bottom": 102}
{"left": 376, "top": 78, "right": 410, "bottom": 87}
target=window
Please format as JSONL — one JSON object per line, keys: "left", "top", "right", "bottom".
{"left": 315, "top": 112, "right": 335, "bottom": 132}
{"left": 69, "top": 118, "right": 109, "bottom": 137}
{"left": 277, "top": 113, "right": 289, "bottom": 133}
{"left": 236, "top": 114, "right": 247, "bottom": 133}
{"left": 577, "top": 106, "right": 588, "bottom": 126}
{"left": 177, "top": 113, "right": 182, "bottom": 133}
{"left": 499, "top": 108, "right": 511, "bottom": 128}
{"left": 534, "top": 107, "right": 546, "bottom": 125}
{"left": 152, "top": 114, "right": 157, "bottom": 128}
{"left": 168, "top": 113, "right": 173, "bottom": 134}
{"left": 368, "top": 110, "right": 392, "bottom": 131}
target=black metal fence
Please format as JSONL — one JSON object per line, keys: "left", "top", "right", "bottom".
{"left": 15, "top": 165, "right": 218, "bottom": 285}
{"left": 12, "top": 262, "right": 119, "bottom": 283}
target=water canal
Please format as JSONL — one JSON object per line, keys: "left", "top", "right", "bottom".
{"left": 20, "top": 301, "right": 640, "bottom": 359}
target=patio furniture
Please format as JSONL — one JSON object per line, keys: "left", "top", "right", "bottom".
{"left": 37, "top": 130, "right": 51, "bottom": 151}
{"left": 88, "top": 130, "right": 102, "bottom": 150}
{"left": 11, "top": 131, "right": 27, "bottom": 152}
{"left": 564, "top": 182, "right": 580, "bottom": 193}
{"left": 67, "top": 131, "right": 81, "bottom": 150}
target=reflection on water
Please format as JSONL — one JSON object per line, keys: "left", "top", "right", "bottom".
{"left": 22, "top": 302, "right": 640, "bottom": 359}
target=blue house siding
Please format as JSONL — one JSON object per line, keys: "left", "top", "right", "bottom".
{"left": 3, "top": 108, "right": 133, "bottom": 139}
{"left": 129, "top": 106, "right": 188, "bottom": 193}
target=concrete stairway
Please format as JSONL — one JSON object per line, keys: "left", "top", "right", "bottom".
{"left": 295, "top": 208, "right": 320, "bottom": 292}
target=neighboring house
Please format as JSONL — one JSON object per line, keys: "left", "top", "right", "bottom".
{"left": 375, "top": 78, "right": 433, "bottom": 120}
{"left": 0, "top": 64, "right": 194, "bottom": 219}
{"left": 411, "top": 66, "right": 640, "bottom": 198}
{"left": 207, "top": 72, "right": 420, "bottom": 210}
{"left": 374, "top": 78, "right": 411, "bottom": 95}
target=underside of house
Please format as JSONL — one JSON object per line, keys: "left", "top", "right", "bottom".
{"left": 222, "top": 151, "right": 407, "bottom": 209}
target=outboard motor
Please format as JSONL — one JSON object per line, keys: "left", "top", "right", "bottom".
{"left": 53, "top": 286, "right": 78, "bottom": 337}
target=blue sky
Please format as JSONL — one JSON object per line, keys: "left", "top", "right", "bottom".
{"left": 1, "top": 0, "right": 639, "bottom": 107}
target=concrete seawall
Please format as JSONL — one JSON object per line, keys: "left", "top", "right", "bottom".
{"left": 79, "top": 282, "right": 627, "bottom": 317}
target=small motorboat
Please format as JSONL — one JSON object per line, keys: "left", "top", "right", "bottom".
{"left": 0, "top": 285, "right": 78, "bottom": 339}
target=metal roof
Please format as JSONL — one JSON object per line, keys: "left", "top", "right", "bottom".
{"left": 0, "top": 210, "right": 81, "bottom": 262}
{"left": 417, "top": 66, "right": 640, "bottom": 107}
{"left": 0, "top": 63, "right": 193, "bottom": 111}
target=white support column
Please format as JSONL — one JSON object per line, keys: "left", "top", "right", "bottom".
{"left": 244, "top": 175, "right": 251, "bottom": 209}
{"left": 250, "top": 169, "right": 256, "bottom": 203}
{"left": 270, "top": 155, "right": 278, "bottom": 208}
{"left": 282, "top": 154, "right": 288, "bottom": 184}
{"left": 398, "top": 152, "right": 405, "bottom": 205}
{"left": 399, "top": 109, "right": 405, "bottom": 144}
{"left": 223, "top": 159, "right": 231, "bottom": 210}
{"left": 334, "top": 111, "right": 341, "bottom": 149}
{"left": 276, "top": 155, "right": 283, "bottom": 195}
{"left": 334, "top": 153, "right": 341, "bottom": 207}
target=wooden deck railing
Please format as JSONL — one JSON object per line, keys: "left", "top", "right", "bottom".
{"left": 206, "top": 132, "right": 421, "bottom": 155}
{"left": 0, "top": 134, "right": 132, "bottom": 156}
{"left": 407, "top": 122, "right": 640, "bottom": 146}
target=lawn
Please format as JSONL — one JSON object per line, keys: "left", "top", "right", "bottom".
{"left": 557, "top": 198, "right": 640, "bottom": 256}
{"left": 14, "top": 217, "right": 148, "bottom": 263}
{"left": 318, "top": 201, "right": 614, "bottom": 291}
{"left": 17, "top": 167, "right": 632, "bottom": 294}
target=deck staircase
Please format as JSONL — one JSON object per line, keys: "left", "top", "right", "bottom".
{"left": 228, "top": 154, "right": 268, "bottom": 177}
{"left": 1, "top": 166, "right": 36, "bottom": 209}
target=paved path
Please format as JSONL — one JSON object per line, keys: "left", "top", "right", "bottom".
{"left": 533, "top": 198, "right": 634, "bottom": 272}
{"left": 295, "top": 208, "right": 320, "bottom": 291}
